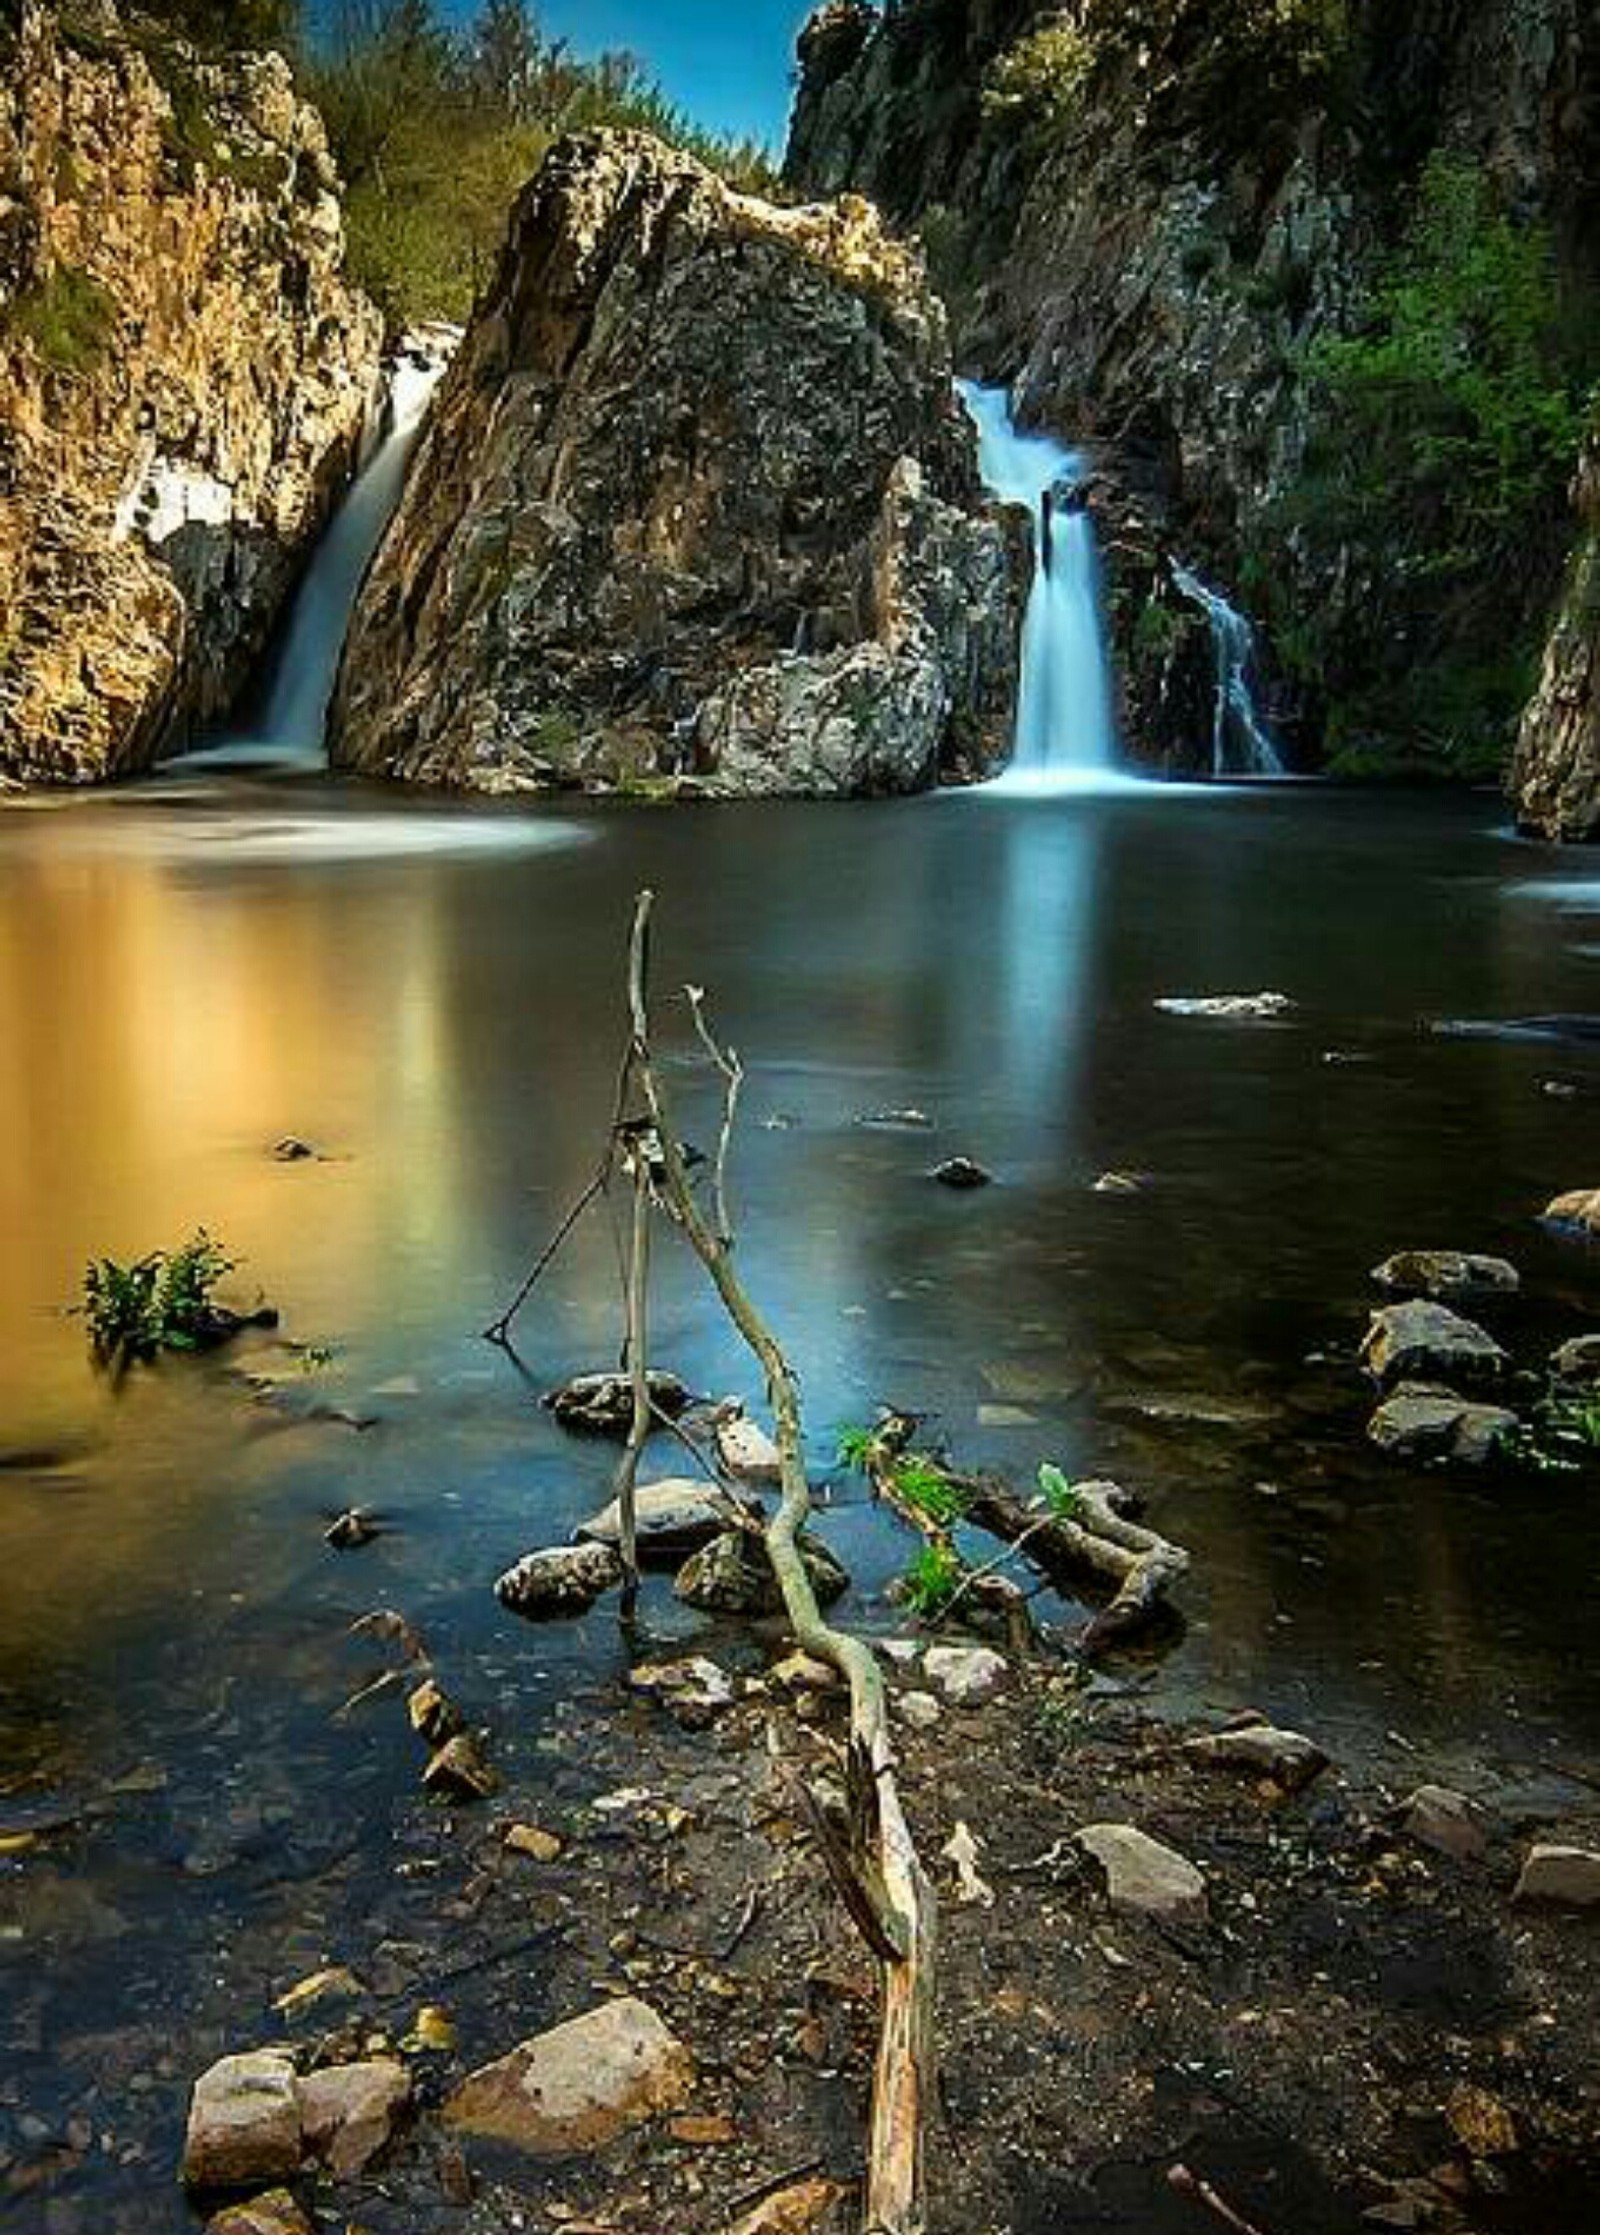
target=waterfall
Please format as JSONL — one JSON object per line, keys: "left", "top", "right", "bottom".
{"left": 1170, "top": 563, "right": 1285, "bottom": 778}
{"left": 178, "top": 341, "right": 450, "bottom": 772}
{"left": 958, "top": 381, "right": 1119, "bottom": 785}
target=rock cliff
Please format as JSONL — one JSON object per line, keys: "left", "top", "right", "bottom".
{"left": 1513, "top": 429, "right": 1600, "bottom": 839}
{"left": 328, "top": 130, "right": 1022, "bottom": 797}
{"left": 0, "top": 1, "right": 382, "bottom": 784}
{"left": 788, "top": 0, "right": 1599, "bottom": 784}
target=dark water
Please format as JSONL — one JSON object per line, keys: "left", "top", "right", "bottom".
{"left": 0, "top": 770, "right": 1597, "bottom": 2220}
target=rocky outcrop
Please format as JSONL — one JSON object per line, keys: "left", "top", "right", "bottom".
{"left": 1513, "top": 427, "right": 1600, "bottom": 839}
{"left": 328, "top": 130, "right": 1022, "bottom": 796}
{"left": 787, "top": 0, "right": 1600, "bottom": 782}
{"left": 0, "top": 1, "right": 382, "bottom": 784}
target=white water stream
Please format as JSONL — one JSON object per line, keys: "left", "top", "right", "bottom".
{"left": 958, "top": 381, "right": 1123, "bottom": 793}
{"left": 1171, "top": 562, "right": 1285, "bottom": 777}
{"left": 177, "top": 346, "right": 449, "bottom": 774}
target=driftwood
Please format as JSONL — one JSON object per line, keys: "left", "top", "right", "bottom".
{"left": 624, "top": 891, "right": 936, "bottom": 2235}
{"left": 959, "top": 1472, "right": 1188, "bottom": 1655}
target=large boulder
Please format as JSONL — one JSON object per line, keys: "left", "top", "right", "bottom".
{"left": 328, "top": 131, "right": 1022, "bottom": 797}
{"left": 1366, "top": 1383, "right": 1519, "bottom": 1467}
{"left": 1360, "top": 1301, "right": 1508, "bottom": 1386}
{"left": 0, "top": 5, "right": 382, "bottom": 783}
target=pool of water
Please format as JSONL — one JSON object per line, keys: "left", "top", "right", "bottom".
{"left": 1, "top": 767, "right": 1597, "bottom": 2220}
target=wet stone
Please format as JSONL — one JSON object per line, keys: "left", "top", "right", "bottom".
{"left": 674, "top": 1527, "right": 846, "bottom": 1616}
{"left": 444, "top": 1996, "right": 693, "bottom": 2156}
{"left": 421, "top": 1732, "right": 497, "bottom": 1801}
{"left": 1372, "top": 1250, "right": 1520, "bottom": 1301}
{"left": 183, "top": 2048, "right": 301, "bottom": 2189}
{"left": 1402, "top": 1784, "right": 1488, "bottom": 1862}
{"left": 1155, "top": 991, "right": 1294, "bottom": 1020}
{"left": 297, "top": 2056, "right": 409, "bottom": 2176}
{"left": 1542, "top": 1187, "right": 1600, "bottom": 1236}
{"left": 576, "top": 1479, "right": 731, "bottom": 1559}
{"left": 206, "top": 2192, "right": 313, "bottom": 2235}
{"left": 1367, "top": 1384, "right": 1519, "bottom": 1467}
{"left": 1184, "top": 1724, "right": 1329, "bottom": 1791}
{"left": 931, "top": 1156, "right": 993, "bottom": 1189}
{"left": 544, "top": 1370, "right": 693, "bottom": 1435}
{"left": 1512, "top": 1843, "right": 1600, "bottom": 1907}
{"left": 496, "top": 1542, "right": 623, "bottom": 1618}
{"left": 407, "top": 1678, "right": 463, "bottom": 1746}
{"left": 628, "top": 1657, "right": 735, "bottom": 1729}
{"left": 1550, "top": 1334, "right": 1600, "bottom": 1386}
{"left": 714, "top": 1412, "right": 783, "bottom": 1484}
{"left": 1360, "top": 1302, "right": 1508, "bottom": 1387}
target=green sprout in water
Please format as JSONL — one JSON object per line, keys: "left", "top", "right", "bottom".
{"left": 82, "top": 1229, "right": 238, "bottom": 1364}
{"left": 900, "top": 1540, "right": 964, "bottom": 1623}
{"left": 1039, "top": 1462, "right": 1083, "bottom": 1521}
{"left": 836, "top": 1424, "right": 879, "bottom": 1474}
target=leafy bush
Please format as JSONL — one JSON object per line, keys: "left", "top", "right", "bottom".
{"left": 982, "top": 18, "right": 1095, "bottom": 139}
{"left": 900, "top": 1541, "right": 964, "bottom": 1622}
{"left": 1038, "top": 1462, "right": 1082, "bottom": 1521}
{"left": 6, "top": 263, "right": 118, "bottom": 375}
{"left": 82, "top": 1231, "right": 238, "bottom": 1364}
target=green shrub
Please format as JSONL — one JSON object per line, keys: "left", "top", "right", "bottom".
{"left": 900, "top": 1540, "right": 964, "bottom": 1622}
{"left": 982, "top": 17, "right": 1095, "bottom": 139}
{"left": 81, "top": 1230, "right": 238, "bottom": 1364}
{"left": 7, "top": 263, "right": 118, "bottom": 374}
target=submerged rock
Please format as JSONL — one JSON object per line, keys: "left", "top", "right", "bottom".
{"left": 1077, "top": 1823, "right": 1208, "bottom": 1927}
{"left": 422, "top": 1732, "right": 498, "bottom": 1802}
{"left": 444, "top": 1996, "right": 693, "bottom": 2155}
{"left": 1366, "top": 1384, "right": 1518, "bottom": 1467}
{"left": 627, "top": 1656, "right": 736, "bottom": 1728}
{"left": 544, "top": 1370, "right": 693, "bottom": 1435}
{"left": 1360, "top": 1302, "right": 1508, "bottom": 1387}
{"left": 206, "top": 2194, "right": 313, "bottom": 2235}
{"left": 328, "top": 131, "right": 1021, "bottom": 797}
{"left": 497, "top": 1543, "right": 624, "bottom": 1618}
{"left": 674, "top": 1527, "right": 847, "bottom": 1615}
{"left": 183, "top": 2049, "right": 301, "bottom": 2189}
{"left": 577, "top": 1478, "right": 733, "bottom": 1558}
{"left": 714, "top": 1412, "right": 784, "bottom": 1485}
{"left": 1371, "top": 1250, "right": 1520, "bottom": 1301}
{"left": 931, "top": 1156, "right": 994, "bottom": 1190}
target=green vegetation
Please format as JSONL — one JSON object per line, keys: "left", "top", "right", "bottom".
{"left": 1498, "top": 1387, "right": 1600, "bottom": 1474}
{"left": 981, "top": 18, "right": 1095, "bottom": 141}
{"left": 304, "top": 0, "right": 781, "bottom": 325}
{"left": 900, "top": 1540, "right": 964, "bottom": 1622}
{"left": 837, "top": 1422, "right": 970, "bottom": 1526}
{"left": 1038, "top": 1462, "right": 1082, "bottom": 1522}
{"left": 81, "top": 1231, "right": 237, "bottom": 1365}
{"left": 6, "top": 263, "right": 118, "bottom": 375}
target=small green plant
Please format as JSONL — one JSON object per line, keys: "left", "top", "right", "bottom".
{"left": 1495, "top": 1387, "right": 1600, "bottom": 1473}
{"left": 1038, "top": 1462, "right": 1083, "bottom": 1521}
{"left": 836, "top": 1424, "right": 879, "bottom": 1474}
{"left": 900, "top": 1540, "right": 964, "bottom": 1623}
{"left": 82, "top": 1230, "right": 238, "bottom": 1363}
{"left": 893, "top": 1457, "right": 969, "bottom": 1529}
{"left": 982, "top": 17, "right": 1095, "bottom": 139}
{"left": 7, "top": 263, "right": 118, "bottom": 376}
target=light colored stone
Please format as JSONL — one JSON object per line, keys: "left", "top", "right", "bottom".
{"left": 1155, "top": 992, "right": 1294, "bottom": 1020}
{"left": 1372, "top": 1250, "right": 1520, "bottom": 1300}
{"left": 444, "top": 1996, "right": 693, "bottom": 2155}
{"left": 899, "top": 1690, "right": 943, "bottom": 1730}
{"left": 724, "top": 2176, "right": 846, "bottom": 2235}
{"left": 769, "top": 1650, "right": 840, "bottom": 1692}
{"left": 577, "top": 1479, "right": 729, "bottom": 1558}
{"left": 496, "top": 1542, "right": 623, "bottom": 1618}
{"left": 183, "top": 2049, "right": 301, "bottom": 2189}
{"left": 1512, "top": 1842, "right": 1600, "bottom": 1907}
{"left": 1077, "top": 1823, "right": 1209, "bottom": 1926}
{"left": 1360, "top": 1302, "right": 1508, "bottom": 1387}
{"left": 923, "top": 1644, "right": 1009, "bottom": 1706}
{"left": 628, "top": 1656, "right": 735, "bottom": 1728}
{"left": 1366, "top": 1385, "right": 1519, "bottom": 1467}
{"left": 273, "top": 1967, "right": 362, "bottom": 2019}
{"left": 1184, "top": 1725, "right": 1328, "bottom": 1790}
{"left": 716, "top": 1414, "right": 784, "bottom": 1485}
{"left": 297, "top": 2057, "right": 410, "bottom": 2177}
{"left": 1402, "top": 1785, "right": 1487, "bottom": 1861}
{"left": 504, "top": 1823, "right": 563, "bottom": 1862}
{"left": 1550, "top": 1333, "right": 1600, "bottom": 1384}
{"left": 1542, "top": 1188, "right": 1600, "bottom": 1236}
{"left": 206, "top": 2192, "right": 313, "bottom": 2235}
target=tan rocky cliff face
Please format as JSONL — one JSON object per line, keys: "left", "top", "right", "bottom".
{"left": 787, "top": 0, "right": 1599, "bottom": 780}
{"left": 1513, "top": 432, "right": 1600, "bottom": 840}
{"left": 0, "top": 1, "right": 382, "bottom": 784}
{"left": 328, "top": 129, "right": 1022, "bottom": 798}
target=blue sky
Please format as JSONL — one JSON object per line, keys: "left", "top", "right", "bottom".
{"left": 444, "top": 0, "right": 814, "bottom": 146}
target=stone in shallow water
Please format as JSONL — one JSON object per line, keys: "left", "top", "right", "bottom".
{"left": 298, "top": 2057, "right": 410, "bottom": 2176}
{"left": 1550, "top": 1333, "right": 1600, "bottom": 1386}
{"left": 1154, "top": 992, "right": 1294, "bottom": 1020}
{"left": 1360, "top": 1301, "right": 1508, "bottom": 1387}
{"left": 1512, "top": 1843, "right": 1600, "bottom": 1907}
{"left": 543, "top": 1370, "right": 693, "bottom": 1436}
{"left": 444, "top": 1996, "right": 693, "bottom": 2155}
{"left": 931, "top": 1155, "right": 993, "bottom": 1189}
{"left": 1366, "top": 1384, "right": 1518, "bottom": 1467}
{"left": 627, "top": 1657, "right": 735, "bottom": 1728}
{"left": 206, "top": 2192, "right": 313, "bottom": 2235}
{"left": 714, "top": 1412, "right": 783, "bottom": 1484}
{"left": 1401, "top": 1784, "right": 1488, "bottom": 1861}
{"left": 674, "top": 1528, "right": 846, "bottom": 1615}
{"left": 1371, "top": 1249, "right": 1520, "bottom": 1300}
{"left": 497, "top": 1542, "right": 623, "bottom": 1617}
{"left": 1184, "top": 1725, "right": 1328, "bottom": 1790}
{"left": 1077, "top": 1823, "right": 1208, "bottom": 1926}
{"left": 725, "top": 2178, "right": 845, "bottom": 2235}
{"left": 1542, "top": 1187, "right": 1600, "bottom": 1236}
{"left": 183, "top": 2049, "right": 301, "bottom": 2188}
{"left": 577, "top": 1478, "right": 732, "bottom": 1558}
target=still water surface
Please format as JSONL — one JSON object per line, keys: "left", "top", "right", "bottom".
{"left": 0, "top": 768, "right": 1597, "bottom": 2217}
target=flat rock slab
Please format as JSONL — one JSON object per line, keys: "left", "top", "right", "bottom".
{"left": 184, "top": 2049, "right": 301, "bottom": 2189}
{"left": 544, "top": 1370, "right": 693, "bottom": 1435}
{"left": 1543, "top": 1187, "right": 1600, "bottom": 1236}
{"left": 577, "top": 1479, "right": 730, "bottom": 1557}
{"left": 1077, "top": 1823, "right": 1209, "bottom": 1926}
{"left": 1184, "top": 1725, "right": 1329, "bottom": 1791}
{"left": 445, "top": 1996, "right": 693, "bottom": 2155}
{"left": 715, "top": 1414, "right": 783, "bottom": 1484}
{"left": 923, "top": 1644, "right": 1009, "bottom": 1706}
{"left": 298, "top": 2057, "right": 410, "bottom": 2176}
{"left": 1372, "top": 1249, "right": 1520, "bottom": 1300}
{"left": 1402, "top": 1783, "right": 1488, "bottom": 1861}
{"left": 1367, "top": 1384, "right": 1518, "bottom": 1466}
{"left": 1155, "top": 992, "right": 1294, "bottom": 1020}
{"left": 1360, "top": 1301, "right": 1508, "bottom": 1386}
{"left": 497, "top": 1542, "right": 622, "bottom": 1618}
{"left": 1513, "top": 1843, "right": 1600, "bottom": 1907}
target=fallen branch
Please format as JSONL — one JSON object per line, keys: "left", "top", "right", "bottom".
{"left": 626, "top": 890, "right": 936, "bottom": 2235}
{"left": 956, "top": 1472, "right": 1188, "bottom": 1656}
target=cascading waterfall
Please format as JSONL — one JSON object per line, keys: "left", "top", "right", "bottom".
{"left": 1170, "top": 563, "right": 1285, "bottom": 778}
{"left": 178, "top": 343, "right": 450, "bottom": 772}
{"left": 958, "top": 381, "right": 1119, "bottom": 785}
